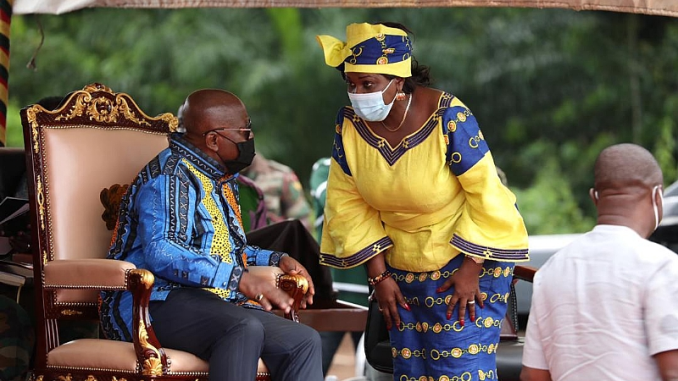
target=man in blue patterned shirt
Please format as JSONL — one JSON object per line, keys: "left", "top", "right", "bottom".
{"left": 100, "top": 89, "right": 323, "bottom": 381}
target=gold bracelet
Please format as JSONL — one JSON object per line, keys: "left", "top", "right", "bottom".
{"left": 367, "top": 270, "right": 392, "bottom": 287}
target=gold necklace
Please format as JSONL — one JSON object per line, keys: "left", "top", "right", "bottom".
{"left": 381, "top": 93, "right": 413, "bottom": 132}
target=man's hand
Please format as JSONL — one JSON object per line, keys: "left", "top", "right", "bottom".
{"left": 279, "top": 255, "right": 315, "bottom": 308}
{"left": 654, "top": 349, "right": 678, "bottom": 381}
{"left": 238, "top": 271, "right": 293, "bottom": 313}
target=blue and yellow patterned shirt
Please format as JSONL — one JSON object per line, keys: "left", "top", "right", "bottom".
{"left": 100, "top": 133, "right": 285, "bottom": 342}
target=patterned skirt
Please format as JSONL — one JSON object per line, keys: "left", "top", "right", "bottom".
{"left": 388, "top": 255, "right": 514, "bottom": 381}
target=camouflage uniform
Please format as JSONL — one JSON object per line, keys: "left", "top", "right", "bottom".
{"left": 236, "top": 174, "right": 268, "bottom": 232}
{"left": 242, "top": 155, "right": 311, "bottom": 230}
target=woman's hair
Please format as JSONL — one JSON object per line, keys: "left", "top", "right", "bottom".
{"left": 378, "top": 21, "right": 432, "bottom": 93}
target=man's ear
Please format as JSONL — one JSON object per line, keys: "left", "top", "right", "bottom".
{"left": 204, "top": 133, "right": 219, "bottom": 152}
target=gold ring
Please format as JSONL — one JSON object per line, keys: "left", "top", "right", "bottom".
{"left": 255, "top": 294, "right": 264, "bottom": 302}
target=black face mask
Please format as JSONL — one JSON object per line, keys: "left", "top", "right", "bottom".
{"left": 219, "top": 136, "right": 256, "bottom": 174}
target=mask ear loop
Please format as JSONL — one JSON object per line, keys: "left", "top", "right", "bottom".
{"left": 590, "top": 188, "right": 599, "bottom": 201}
{"left": 652, "top": 185, "right": 663, "bottom": 230}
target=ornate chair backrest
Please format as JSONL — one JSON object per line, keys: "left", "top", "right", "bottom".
{"left": 20, "top": 83, "right": 176, "bottom": 348}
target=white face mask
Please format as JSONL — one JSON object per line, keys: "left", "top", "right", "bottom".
{"left": 652, "top": 185, "right": 664, "bottom": 231}
{"left": 347, "top": 79, "right": 395, "bottom": 122}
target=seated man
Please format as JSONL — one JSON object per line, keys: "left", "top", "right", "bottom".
{"left": 99, "top": 89, "right": 323, "bottom": 381}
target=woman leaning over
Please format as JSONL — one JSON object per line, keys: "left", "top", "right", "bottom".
{"left": 316, "top": 22, "right": 529, "bottom": 381}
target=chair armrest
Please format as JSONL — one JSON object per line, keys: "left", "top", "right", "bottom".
{"left": 513, "top": 265, "right": 537, "bottom": 283}
{"left": 43, "top": 262, "right": 166, "bottom": 375}
{"left": 44, "top": 259, "right": 136, "bottom": 289}
{"left": 127, "top": 268, "right": 169, "bottom": 376}
{"left": 278, "top": 273, "right": 308, "bottom": 322}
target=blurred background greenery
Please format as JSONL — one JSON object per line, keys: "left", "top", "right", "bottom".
{"left": 5, "top": 7, "right": 677, "bottom": 235}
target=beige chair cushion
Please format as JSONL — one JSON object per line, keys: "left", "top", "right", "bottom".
{"left": 44, "top": 259, "right": 137, "bottom": 304}
{"left": 45, "top": 259, "right": 136, "bottom": 288}
{"left": 48, "top": 340, "right": 140, "bottom": 372}
{"left": 41, "top": 127, "right": 167, "bottom": 305}
{"left": 48, "top": 339, "right": 269, "bottom": 375}
{"left": 43, "top": 127, "right": 168, "bottom": 263}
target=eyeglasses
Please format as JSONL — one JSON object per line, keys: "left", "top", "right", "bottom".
{"left": 202, "top": 120, "right": 252, "bottom": 137}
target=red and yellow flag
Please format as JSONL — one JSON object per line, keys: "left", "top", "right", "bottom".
{"left": 0, "top": 0, "right": 11, "bottom": 147}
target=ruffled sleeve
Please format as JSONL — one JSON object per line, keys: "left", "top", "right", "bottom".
{"left": 319, "top": 110, "right": 393, "bottom": 268}
{"left": 443, "top": 104, "right": 530, "bottom": 262}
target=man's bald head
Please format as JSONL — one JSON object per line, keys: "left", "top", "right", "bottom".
{"left": 592, "top": 143, "right": 664, "bottom": 238}
{"left": 181, "top": 89, "right": 247, "bottom": 137}
{"left": 178, "top": 89, "right": 253, "bottom": 171}
{"left": 594, "top": 143, "right": 663, "bottom": 194}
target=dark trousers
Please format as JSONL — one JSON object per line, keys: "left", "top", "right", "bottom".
{"left": 149, "top": 288, "right": 323, "bottom": 381}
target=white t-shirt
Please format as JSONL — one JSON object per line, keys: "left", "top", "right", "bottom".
{"left": 522, "top": 225, "right": 678, "bottom": 380}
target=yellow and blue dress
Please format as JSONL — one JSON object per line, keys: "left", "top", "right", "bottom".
{"left": 320, "top": 92, "right": 529, "bottom": 381}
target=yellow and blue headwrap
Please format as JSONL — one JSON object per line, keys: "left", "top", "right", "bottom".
{"left": 316, "top": 23, "right": 412, "bottom": 78}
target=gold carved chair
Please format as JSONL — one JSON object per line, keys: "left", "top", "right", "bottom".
{"left": 20, "top": 83, "right": 307, "bottom": 381}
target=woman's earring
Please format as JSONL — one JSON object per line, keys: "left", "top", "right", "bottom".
{"left": 396, "top": 91, "right": 407, "bottom": 101}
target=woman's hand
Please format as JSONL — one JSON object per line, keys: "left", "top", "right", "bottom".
{"left": 436, "top": 257, "right": 484, "bottom": 326}
{"left": 279, "top": 255, "right": 315, "bottom": 308}
{"left": 373, "top": 277, "right": 410, "bottom": 330}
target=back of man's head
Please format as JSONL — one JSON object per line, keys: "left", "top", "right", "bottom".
{"left": 592, "top": 143, "right": 663, "bottom": 237}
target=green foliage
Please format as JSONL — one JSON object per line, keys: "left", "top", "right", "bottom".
{"left": 655, "top": 117, "right": 677, "bottom": 184}
{"left": 511, "top": 156, "right": 596, "bottom": 235}
{"left": 4, "top": 7, "right": 677, "bottom": 234}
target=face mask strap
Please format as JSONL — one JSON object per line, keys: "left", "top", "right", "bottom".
{"left": 382, "top": 79, "right": 394, "bottom": 94}
{"left": 652, "top": 185, "right": 663, "bottom": 230}
{"left": 212, "top": 131, "right": 256, "bottom": 174}
{"left": 348, "top": 79, "right": 394, "bottom": 97}
{"left": 590, "top": 188, "right": 599, "bottom": 201}
{"left": 213, "top": 131, "right": 238, "bottom": 146}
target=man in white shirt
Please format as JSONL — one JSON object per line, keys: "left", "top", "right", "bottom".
{"left": 521, "top": 143, "right": 678, "bottom": 381}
